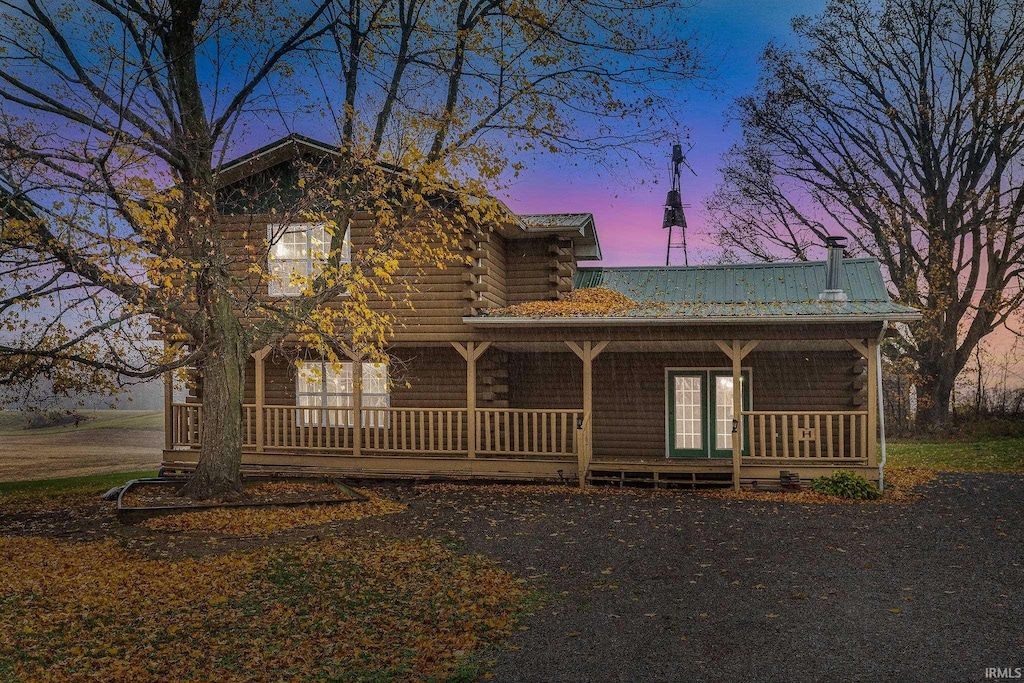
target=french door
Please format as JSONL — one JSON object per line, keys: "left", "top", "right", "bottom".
{"left": 667, "top": 370, "right": 750, "bottom": 459}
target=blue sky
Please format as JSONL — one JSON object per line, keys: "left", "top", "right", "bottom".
{"left": 503, "top": 0, "right": 828, "bottom": 266}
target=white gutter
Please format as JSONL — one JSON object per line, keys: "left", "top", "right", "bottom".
{"left": 464, "top": 313, "right": 922, "bottom": 326}
{"left": 877, "top": 321, "right": 889, "bottom": 491}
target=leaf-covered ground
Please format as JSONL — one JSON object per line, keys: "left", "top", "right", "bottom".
{"left": 0, "top": 467, "right": 1020, "bottom": 681}
{"left": 0, "top": 489, "right": 530, "bottom": 682}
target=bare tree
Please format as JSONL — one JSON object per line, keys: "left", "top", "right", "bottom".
{"left": 0, "top": 0, "right": 701, "bottom": 497}
{"left": 708, "top": 0, "right": 1024, "bottom": 428}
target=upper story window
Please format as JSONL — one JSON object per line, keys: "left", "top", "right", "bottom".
{"left": 267, "top": 222, "right": 351, "bottom": 296}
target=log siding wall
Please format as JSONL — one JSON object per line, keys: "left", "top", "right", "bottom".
{"left": 238, "top": 347, "right": 863, "bottom": 461}
{"left": 509, "top": 350, "right": 862, "bottom": 460}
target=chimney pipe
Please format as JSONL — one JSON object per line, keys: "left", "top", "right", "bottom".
{"left": 819, "top": 236, "right": 848, "bottom": 302}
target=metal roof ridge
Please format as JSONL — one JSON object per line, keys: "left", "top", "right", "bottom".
{"left": 575, "top": 258, "right": 879, "bottom": 272}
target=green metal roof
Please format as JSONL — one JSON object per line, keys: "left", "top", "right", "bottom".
{"left": 575, "top": 259, "right": 893, "bottom": 303}
{"left": 539, "top": 258, "right": 920, "bottom": 322}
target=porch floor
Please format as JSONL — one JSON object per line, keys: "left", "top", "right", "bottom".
{"left": 587, "top": 458, "right": 734, "bottom": 488}
{"left": 161, "top": 450, "right": 739, "bottom": 486}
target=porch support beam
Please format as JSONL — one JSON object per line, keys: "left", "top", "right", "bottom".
{"left": 334, "top": 344, "right": 366, "bottom": 457}
{"left": 163, "top": 341, "right": 174, "bottom": 451}
{"left": 452, "top": 342, "right": 491, "bottom": 458}
{"left": 352, "top": 359, "right": 363, "bottom": 457}
{"left": 847, "top": 338, "right": 878, "bottom": 466}
{"left": 845, "top": 338, "right": 869, "bottom": 357}
{"left": 716, "top": 339, "right": 759, "bottom": 491}
{"left": 867, "top": 338, "right": 878, "bottom": 467}
{"left": 565, "top": 340, "right": 609, "bottom": 487}
{"left": 252, "top": 346, "right": 271, "bottom": 454}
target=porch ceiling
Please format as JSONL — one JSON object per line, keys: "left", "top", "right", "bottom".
{"left": 489, "top": 339, "right": 857, "bottom": 354}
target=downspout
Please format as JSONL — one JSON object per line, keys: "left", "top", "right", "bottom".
{"left": 876, "top": 321, "right": 888, "bottom": 490}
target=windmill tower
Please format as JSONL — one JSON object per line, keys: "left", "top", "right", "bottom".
{"left": 662, "top": 143, "right": 690, "bottom": 266}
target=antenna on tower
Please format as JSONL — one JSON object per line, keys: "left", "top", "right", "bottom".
{"left": 662, "top": 142, "right": 692, "bottom": 266}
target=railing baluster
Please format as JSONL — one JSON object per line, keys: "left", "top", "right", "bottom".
{"left": 541, "top": 413, "right": 547, "bottom": 455}
{"left": 513, "top": 411, "right": 520, "bottom": 453}
{"left": 781, "top": 414, "right": 789, "bottom": 458}
{"left": 560, "top": 413, "right": 567, "bottom": 454}
{"left": 484, "top": 410, "right": 492, "bottom": 453}
{"left": 826, "top": 414, "right": 834, "bottom": 458}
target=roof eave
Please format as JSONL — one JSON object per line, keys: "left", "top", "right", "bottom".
{"left": 513, "top": 213, "right": 602, "bottom": 261}
{"left": 463, "top": 312, "right": 922, "bottom": 326}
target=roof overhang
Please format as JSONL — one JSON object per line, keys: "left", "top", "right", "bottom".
{"left": 215, "top": 134, "right": 341, "bottom": 188}
{"left": 464, "top": 312, "right": 921, "bottom": 326}
{"left": 215, "top": 134, "right": 540, "bottom": 240}
{"left": 514, "top": 213, "right": 602, "bottom": 260}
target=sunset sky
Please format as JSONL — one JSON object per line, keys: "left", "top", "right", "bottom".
{"left": 503, "top": 0, "right": 826, "bottom": 267}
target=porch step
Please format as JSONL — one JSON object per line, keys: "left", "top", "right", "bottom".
{"left": 586, "top": 462, "right": 734, "bottom": 490}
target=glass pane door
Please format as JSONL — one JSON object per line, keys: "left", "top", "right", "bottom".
{"left": 710, "top": 371, "right": 749, "bottom": 458}
{"left": 669, "top": 372, "right": 705, "bottom": 457}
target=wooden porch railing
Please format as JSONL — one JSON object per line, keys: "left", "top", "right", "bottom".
{"left": 173, "top": 403, "right": 542, "bottom": 457}
{"left": 741, "top": 411, "right": 869, "bottom": 460}
{"left": 171, "top": 403, "right": 203, "bottom": 447}
{"left": 361, "top": 408, "right": 466, "bottom": 455}
{"left": 475, "top": 409, "right": 581, "bottom": 457}
{"left": 262, "top": 405, "right": 357, "bottom": 450}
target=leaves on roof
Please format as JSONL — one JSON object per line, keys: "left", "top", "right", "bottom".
{"left": 491, "top": 287, "right": 635, "bottom": 317}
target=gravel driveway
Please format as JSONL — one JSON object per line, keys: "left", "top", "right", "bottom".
{"left": 361, "top": 473, "right": 1023, "bottom": 683}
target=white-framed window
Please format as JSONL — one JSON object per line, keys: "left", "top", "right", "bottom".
{"left": 296, "top": 360, "right": 388, "bottom": 426}
{"left": 268, "top": 222, "right": 351, "bottom": 296}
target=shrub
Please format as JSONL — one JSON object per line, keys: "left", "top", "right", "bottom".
{"left": 22, "top": 408, "right": 86, "bottom": 430}
{"left": 810, "top": 470, "right": 880, "bottom": 500}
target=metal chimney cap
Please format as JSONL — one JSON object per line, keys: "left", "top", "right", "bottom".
{"left": 824, "top": 235, "right": 848, "bottom": 249}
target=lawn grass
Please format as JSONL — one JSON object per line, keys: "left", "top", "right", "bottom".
{"left": 0, "top": 409, "right": 163, "bottom": 435}
{"left": 886, "top": 437, "right": 1024, "bottom": 473}
{"left": 0, "top": 470, "right": 157, "bottom": 501}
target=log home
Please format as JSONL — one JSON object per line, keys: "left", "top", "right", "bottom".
{"left": 162, "top": 135, "right": 922, "bottom": 489}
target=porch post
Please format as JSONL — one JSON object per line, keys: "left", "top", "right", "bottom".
{"left": 715, "top": 339, "right": 759, "bottom": 491}
{"left": 847, "top": 338, "right": 876, "bottom": 463}
{"left": 453, "top": 341, "right": 491, "bottom": 459}
{"left": 566, "top": 340, "right": 608, "bottom": 487}
{"left": 731, "top": 341, "right": 743, "bottom": 492}
{"left": 252, "top": 346, "right": 270, "bottom": 454}
{"left": 163, "top": 342, "right": 173, "bottom": 451}
{"left": 336, "top": 342, "right": 365, "bottom": 457}
{"left": 352, "top": 359, "right": 362, "bottom": 457}
{"left": 866, "top": 338, "right": 878, "bottom": 466}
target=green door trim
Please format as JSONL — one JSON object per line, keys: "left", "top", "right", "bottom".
{"left": 667, "top": 371, "right": 706, "bottom": 458}
{"left": 666, "top": 369, "right": 752, "bottom": 459}
{"left": 709, "top": 371, "right": 751, "bottom": 459}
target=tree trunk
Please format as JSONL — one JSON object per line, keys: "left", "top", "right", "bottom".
{"left": 915, "top": 358, "right": 957, "bottom": 430}
{"left": 179, "top": 291, "right": 247, "bottom": 500}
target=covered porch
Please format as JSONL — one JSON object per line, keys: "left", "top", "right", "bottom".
{"left": 163, "top": 333, "right": 882, "bottom": 489}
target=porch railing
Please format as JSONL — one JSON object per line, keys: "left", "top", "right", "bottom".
{"left": 741, "top": 411, "right": 869, "bottom": 460}
{"left": 171, "top": 403, "right": 203, "bottom": 447}
{"left": 361, "top": 408, "right": 466, "bottom": 455}
{"left": 171, "top": 403, "right": 870, "bottom": 463}
{"left": 475, "top": 408, "right": 581, "bottom": 456}
{"left": 170, "top": 402, "right": 579, "bottom": 458}
{"left": 262, "top": 405, "right": 357, "bottom": 450}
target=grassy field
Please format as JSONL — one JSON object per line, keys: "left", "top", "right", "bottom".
{"left": 0, "top": 409, "right": 163, "bottom": 436}
{"left": 886, "top": 437, "right": 1024, "bottom": 473}
{"left": 0, "top": 470, "right": 158, "bottom": 501}
{"left": 0, "top": 410, "right": 164, "bottom": 483}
